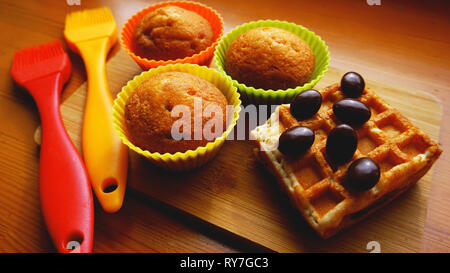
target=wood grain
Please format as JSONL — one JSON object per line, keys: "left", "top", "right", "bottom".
{"left": 47, "top": 48, "right": 442, "bottom": 252}
{"left": 0, "top": 0, "right": 449, "bottom": 252}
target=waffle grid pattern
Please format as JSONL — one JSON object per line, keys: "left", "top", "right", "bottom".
{"left": 252, "top": 83, "right": 442, "bottom": 238}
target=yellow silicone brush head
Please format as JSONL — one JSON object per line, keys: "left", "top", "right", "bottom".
{"left": 64, "top": 7, "right": 117, "bottom": 54}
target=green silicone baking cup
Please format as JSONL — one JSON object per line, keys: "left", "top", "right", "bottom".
{"left": 214, "top": 20, "right": 330, "bottom": 104}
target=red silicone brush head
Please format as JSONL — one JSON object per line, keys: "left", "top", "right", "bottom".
{"left": 11, "top": 40, "right": 72, "bottom": 88}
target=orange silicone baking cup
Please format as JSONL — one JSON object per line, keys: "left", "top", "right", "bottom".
{"left": 121, "top": 1, "right": 224, "bottom": 70}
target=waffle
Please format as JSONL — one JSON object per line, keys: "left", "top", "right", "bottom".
{"left": 251, "top": 83, "right": 442, "bottom": 239}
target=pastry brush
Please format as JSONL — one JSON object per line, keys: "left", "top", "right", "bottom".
{"left": 64, "top": 7, "right": 128, "bottom": 213}
{"left": 11, "top": 40, "right": 94, "bottom": 253}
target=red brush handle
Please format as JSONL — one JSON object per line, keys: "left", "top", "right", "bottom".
{"left": 25, "top": 73, "right": 94, "bottom": 253}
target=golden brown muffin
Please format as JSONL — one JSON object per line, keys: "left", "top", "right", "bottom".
{"left": 133, "top": 6, "right": 213, "bottom": 61}
{"left": 225, "top": 27, "right": 315, "bottom": 90}
{"left": 124, "top": 72, "right": 228, "bottom": 154}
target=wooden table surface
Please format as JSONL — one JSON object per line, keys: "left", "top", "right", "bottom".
{"left": 0, "top": 0, "right": 449, "bottom": 252}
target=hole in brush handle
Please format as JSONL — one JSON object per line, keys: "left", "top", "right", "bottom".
{"left": 102, "top": 177, "right": 118, "bottom": 193}
{"left": 65, "top": 232, "right": 84, "bottom": 253}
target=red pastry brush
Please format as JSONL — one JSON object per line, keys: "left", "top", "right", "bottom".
{"left": 11, "top": 40, "right": 94, "bottom": 253}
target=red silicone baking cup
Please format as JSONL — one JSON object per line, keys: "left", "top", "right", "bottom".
{"left": 121, "top": 1, "right": 224, "bottom": 70}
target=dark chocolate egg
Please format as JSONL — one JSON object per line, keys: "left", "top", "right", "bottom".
{"left": 278, "top": 126, "right": 315, "bottom": 157}
{"left": 290, "top": 89, "right": 322, "bottom": 120}
{"left": 341, "top": 72, "right": 365, "bottom": 98}
{"left": 333, "top": 98, "right": 371, "bottom": 126}
{"left": 347, "top": 157, "right": 380, "bottom": 191}
{"left": 326, "top": 124, "right": 357, "bottom": 165}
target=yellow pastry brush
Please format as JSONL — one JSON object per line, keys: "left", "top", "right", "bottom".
{"left": 64, "top": 7, "right": 128, "bottom": 213}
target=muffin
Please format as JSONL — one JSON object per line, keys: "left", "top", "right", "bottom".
{"left": 124, "top": 71, "right": 228, "bottom": 154}
{"left": 133, "top": 5, "right": 214, "bottom": 61}
{"left": 225, "top": 27, "right": 315, "bottom": 90}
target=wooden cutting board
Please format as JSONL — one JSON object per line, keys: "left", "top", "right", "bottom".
{"left": 35, "top": 48, "right": 442, "bottom": 253}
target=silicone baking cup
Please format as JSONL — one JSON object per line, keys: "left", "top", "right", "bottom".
{"left": 112, "top": 64, "right": 241, "bottom": 171}
{"left": 214, "top": 20, "right": 330, "bottom": 104}
{"left": 121, "top": 1, "right": 224, "bottom": 70}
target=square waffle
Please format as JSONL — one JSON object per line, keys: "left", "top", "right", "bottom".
{"left": 251, "top": 83, "right": 442, "bottom": 239}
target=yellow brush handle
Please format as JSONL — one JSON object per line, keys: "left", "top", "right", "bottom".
{"left": 77, "top": 38, "right": 128, "bottom": 213}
